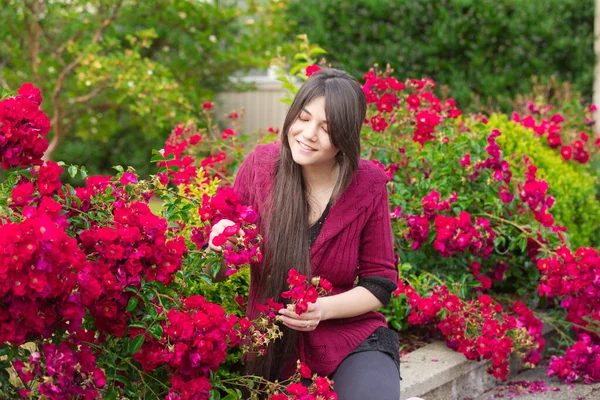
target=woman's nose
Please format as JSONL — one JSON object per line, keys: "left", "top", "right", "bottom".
{"left": 302, "top": 123, "right": 319, "bottom": 141}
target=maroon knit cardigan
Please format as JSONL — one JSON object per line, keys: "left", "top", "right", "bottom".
{"left": 233, "top": 143, "right": 399, "bottom": 378}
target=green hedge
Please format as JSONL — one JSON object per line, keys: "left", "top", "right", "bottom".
{"left": 486, "top": 114, "right": 600, "bottom": 249}
{"left": 287, "top": 0, "right": 594, "bottom": 110}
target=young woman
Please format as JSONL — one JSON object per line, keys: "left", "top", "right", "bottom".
{"left": 209, "top": 68, "right": 401, "bottom": 399}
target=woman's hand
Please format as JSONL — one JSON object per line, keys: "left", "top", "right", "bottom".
{"left": 277, "top": 298, "right": 328, "bottom": 332}
{"left": 208, "top": 219, "right": 243, "bottom": 252}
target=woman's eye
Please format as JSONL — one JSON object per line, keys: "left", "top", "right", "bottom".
{"left": 322, "top": 126, "right": 329, "bottom": 133}
{"left": 299, "top": 115, "right": 309, "bottom": 122}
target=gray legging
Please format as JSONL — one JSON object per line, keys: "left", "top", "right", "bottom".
{"left": 330, "top": 350, "right": 401, "bottom": 400}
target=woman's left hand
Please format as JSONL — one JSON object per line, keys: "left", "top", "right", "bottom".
{"left": 277, "top": 298, "right": 327, "bottom": 332}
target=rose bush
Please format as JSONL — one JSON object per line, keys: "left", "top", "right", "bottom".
{"left": 2, "top": 39, "right": 600, "bottom": 399}
{"left": 355, "top": 63, "right": 600, "bottom": 383}
{"left": 0, "top": 84, "right": 335, "bottom": 399}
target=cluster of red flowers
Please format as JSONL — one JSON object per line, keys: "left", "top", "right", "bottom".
{"left": 472, "top": 129, "right": 512, "bottom": 184}
{"left": 370, "top": 159, "right": 399, "bottom": 180}
{"left": 197, "top": 186, "right": 262, "bottom": 275}
{"left": 13, "top": 342, "right": 106, "bottom": 399}
{"left": 421, "top": 190, "right": 456, "bottom": 219}
{"left": 159, "top": 123, "right": 205, "bottom": 185}
{"left": 132, "top": 295, "right": 242, "bottom": 399}
{"left": 547, "top": 333, "right": 600, "bottom": 384}
{"left": 518, "top": 161, "right": 557, "bottom": 229}
{"left": 402, "top": 191, "right": 494, "bottom": 259}
{"left": 281, "top": 269, "right": 332, "bottom": 315}
{"left": 77, "top": 200, "right": 186, "bottom": 335}
{"left": 0, "top": 194, "right": 85, "bottom": 345}
{"left": 405, "top": 214, "right": 430, "bottom": 250}
{"left": 537, "top": 246, "right": 600, "bottom": 383}
{"left": 361, "top": 70, "right": 461, "bottom": 144}
{"left": 397, "top": 282, "right": 543, "bottom": 380}
{"left": 470, "top": 261, "right": 510, "bottom": 291}
{"left": 433, "top": 212, "right": 495, "bottom": 259}
{"left": 0, "top": 83, "right": 50, "bottom": 170}
{"left": 512, "top": 106, "right": 594, "bottom": 164}
{"left": 268, "top": 361, "right": 337, "bottom": 400}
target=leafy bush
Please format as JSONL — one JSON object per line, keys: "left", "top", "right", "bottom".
{"left": 286, "top": 0, "right": 594, "bottom": 109}
{"left": 483, "top": 114, "right": 600, "bottom": 249}
{"left": 0, "top": 0, "right": 291, "bottom": 172}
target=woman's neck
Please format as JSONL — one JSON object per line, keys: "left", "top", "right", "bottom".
{"left": 302, "top": 162, "right": 339, "bottom": 193}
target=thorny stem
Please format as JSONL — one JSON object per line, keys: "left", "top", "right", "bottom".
{"left": 83, "top": 341, "right": 168, "bottom": 396}
{"left": 533, "top": 312, "right": 576, "bottom": 346}
{"left": 474, "top": 212, "right": 554, "bottom": 254}
{"left": 153, "top": 187, "right": 201, "bottom": 205}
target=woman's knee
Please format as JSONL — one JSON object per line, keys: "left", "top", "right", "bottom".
{"left": 331, "top": 351, "right": 400, "bottom": 400}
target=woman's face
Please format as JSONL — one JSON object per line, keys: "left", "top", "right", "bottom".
{"left": 287, "top": 96, "right": 339, "bottom": 169}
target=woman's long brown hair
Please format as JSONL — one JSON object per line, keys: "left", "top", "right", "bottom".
{"left": 246, "top": 68, "right": 367, "bottom": 380}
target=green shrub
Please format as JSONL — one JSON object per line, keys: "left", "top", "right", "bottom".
{"left": 287, "top": 0, "right": 594, "bottom": 110}
{"left": 486, "top": 114, "right": 600, "bottom": 248}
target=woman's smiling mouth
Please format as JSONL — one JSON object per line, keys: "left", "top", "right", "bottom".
{"left": 297, "top": 140, "right": 317, "bottom": 152}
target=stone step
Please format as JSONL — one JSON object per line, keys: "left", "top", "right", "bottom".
{"left": 400, "top": 324, "right": 554, "bottom": 400}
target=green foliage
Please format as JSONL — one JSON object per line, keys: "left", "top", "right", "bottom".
{"left": 487, "top": 114, "right": 600, "bottom": 249}
{"left": 286, "top": 0, "right": 594, "bottom": 109}
{"left": 0, "top": 0, "right": 290, "bottom": 175}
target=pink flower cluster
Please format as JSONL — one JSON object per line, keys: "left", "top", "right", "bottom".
{"left": 537, "top": 246, "right": 600, "bottom": 383}
{"left": 397, "top": 282, "right": 543, "bottom": 380}
{"left": 281, "top": 269, "right": 332, "bottom": 315}
{"left": 13, "top": 342, "right": 106, "bottom": 399}
{"left": 0, "top": 83, "right": 50, "bottom": 169}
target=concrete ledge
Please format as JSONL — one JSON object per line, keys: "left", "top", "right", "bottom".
{"left": 400, "top": 324, "right": 554, "bottom": 400}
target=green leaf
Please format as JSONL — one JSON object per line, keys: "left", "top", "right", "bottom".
{"left": 115, "top": 374, "right": 130, "bottom": 385}
{"left": 294, "top": 52, "right": 309, "bottom": 61}
{"left": 128, "top": 321, "right": 147, "bottom": 329}
{"left": 126, "top": 297, "right": 139, "bottom": 312}
{"left": 211, "top": 261, "right": 222, "bottom": 278}
{"left": 113, "top": 165, "right": 124, "bottom": 173}
{"left": 310, "top": 46, "right": 328, "bottom": 55}
{"left": 290, "top": 62, "right": 308, "bottom": 76}
{"left": 148, "top": 324, "right": 163, "bottom": 340}
{"left": 68, "top": 165, "right": 78, "bottom": 178}
{"left": 129, "top": 334, "right": 145, "bottom": 356}
{"left": 209, "top": 389, "right": 222, "bottom": 400}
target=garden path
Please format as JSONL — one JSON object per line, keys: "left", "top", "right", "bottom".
{"left": 470, "top": 362, "right": 600, "bottom": 400}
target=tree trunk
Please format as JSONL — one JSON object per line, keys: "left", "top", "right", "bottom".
{"left": 594, "top": 0, "right": 600, "bottom": 134}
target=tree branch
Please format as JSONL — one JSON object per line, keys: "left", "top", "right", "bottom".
{"left": 22, "top": 0, "right": 43, "bottom": 84}
{"left": 44, "top": 0, "right": 125, "bottom": 160}
{"left": 68, "top": 85, "right": 107, "bottom": 105}
{"left": 22, "top": 0, "right": 65, "bottom": 67}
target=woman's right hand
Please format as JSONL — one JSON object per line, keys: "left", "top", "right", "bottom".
{"left": 208, "top": 219, "right": 243, "bottom": 252}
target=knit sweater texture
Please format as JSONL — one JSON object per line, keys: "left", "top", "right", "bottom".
{"left": 233, "top": 142, "right": 399, "bottom": 378}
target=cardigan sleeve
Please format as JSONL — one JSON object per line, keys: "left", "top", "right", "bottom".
{"left": 357, "top": 180, "right": 399, "bottom": 284}
{"left": 232, "top": 150, "right": 256, "bottom": 206}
